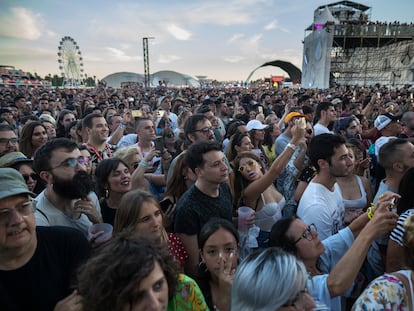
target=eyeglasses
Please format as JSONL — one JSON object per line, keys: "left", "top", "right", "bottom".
{"left": 193, "top": 127, "right": 213, "bottom": 134}
{"left": 22, "top": 173, "right": 38, "bottom": 182}
{"left": 50, "top": 156, "right": 90, "bottom": 170}
{"left": 164, "top": 133, "right": 174, "bottom": 138}
{"left": 0, "top": 138, "right": 18, "bottom": 145}
{"left": 238, "top": 160, "right": 255, "bottom": 173}
{"left": 0, "top": 200, "right": 35, "bottom": 226}
{"left": 293, "top": 224, "right": 317, "bottom": 244}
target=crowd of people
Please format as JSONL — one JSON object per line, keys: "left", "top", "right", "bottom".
{"left": 1, "top": 82, "right": 414, "bottom": 310}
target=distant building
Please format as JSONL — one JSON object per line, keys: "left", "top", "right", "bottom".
{"left": 302, "top": 1, "right": 414, "bottom": 88}
{"left": 102, "top": 70, "right": 200, "bottom": 88}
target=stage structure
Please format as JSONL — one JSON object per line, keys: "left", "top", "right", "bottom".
{"left": 302, "top": 1, "right": 414, "bottom": 89}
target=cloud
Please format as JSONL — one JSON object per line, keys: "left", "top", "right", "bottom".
{"left": 264, "top": 19, "right": 290, "bottom": 33}
{"left": 0, "top": 7, "right": 45, "bottom": 40}
{"left": 223, "top": 56, "right": 245, "bottom": 63}
{"left": 166, "top": 24, "right": 191, "bottom": 40}
{"left": 157, "top": 55, "right": 181, "bottom": 64}
{"left": 227, "top": 33, "right": 245, "bottom": 44}
{"left": 104, "top": 47, "right": 141, "bottom": 62}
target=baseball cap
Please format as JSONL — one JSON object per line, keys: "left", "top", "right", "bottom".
{"left": 331, "top": 98, "right": 343, "bottom": 105}
{"left": 0, "top": 152, "right": 32, "bottom": 168}
{"left": 246, "top": 120, "right": 268, "bottom": 131}
{"left": 284, "top": 112, "right": 305, "bottom": 123}
{"left": 0, "top": 168, "right": 35, "bottom": 199}
{"left": 374, "top": 113, "right": 401, "bottom": 131}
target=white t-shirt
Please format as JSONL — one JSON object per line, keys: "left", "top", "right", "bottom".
{"left": 297, "top": 181, "right": 345, "bottom": 241}
{"left": 314, "top": 123, "right": 333, "bottom": 136}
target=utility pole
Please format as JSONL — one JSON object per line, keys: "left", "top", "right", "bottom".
{"left": 142, "top": 37, "right": 154, "bottom": 89}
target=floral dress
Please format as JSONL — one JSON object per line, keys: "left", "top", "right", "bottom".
{"left": 352, "top": 273, "right": 410, "bottom": 310}
{"left": 168, "top": 274, "right": 209, "bottom": 311}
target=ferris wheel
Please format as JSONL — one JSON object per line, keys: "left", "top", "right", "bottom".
{"left": 57, "top": 36, "right": 84, "bottom": 87}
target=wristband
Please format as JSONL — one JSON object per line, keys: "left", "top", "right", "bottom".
{"left": 287, "top": 143, "right": 297, "bottom": 151}
{"left": 139, "top": 159, "right": 149, "bottom": 168}
{"left": 367, "top": 203, "right": 375, "bottom": 219}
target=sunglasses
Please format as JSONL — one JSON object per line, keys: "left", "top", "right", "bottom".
{"left": 50, "top": 156, "right": 90, "bottom": 170}
{"left": 238, "top": 160, "right": 255, "bottom": 173}
{"left": 22, "top": 173, "right": 38, "bottom": 182}
{"left": 164, "top": 133, "right": 174, "bottom": 138}
{"left": 131, "top": 162, "right": 140, "bottom": 169}
{"left": 306, "top": 129, "right": 313, "bottom": 135}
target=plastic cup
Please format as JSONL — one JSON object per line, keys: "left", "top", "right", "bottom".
{"left": 238, "top": 206, "right": 254, "bottom": 233}
{"left": 88, "top": 223, "right": 113, "bottom": 244}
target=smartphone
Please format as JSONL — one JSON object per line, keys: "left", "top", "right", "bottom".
{"left": 131, "top": 109, "right": 143, "bottom": 117}
{"left": 154, "top": 136, "right": 164, "bottom": 152}
{"left": 258, "top": 106, "right": 263, "bottom": 114}
{"left": 159, "top": 198, "right": 173, "bottom": 212}
{"left": 157, "top": 110, "right": 166, "bottom": 118}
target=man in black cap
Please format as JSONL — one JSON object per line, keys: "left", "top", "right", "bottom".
{"left": 0, "top": 168, "right": 90, "bottom": 310}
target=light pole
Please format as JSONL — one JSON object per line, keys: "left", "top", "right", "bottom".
{"left": 142, "top": 37, "right": 155, "bottom": 89}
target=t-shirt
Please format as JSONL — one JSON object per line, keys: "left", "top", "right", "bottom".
{"left": 390, "top": 209, "right": 414, "bottom": 247}
{"left": 0, "top": 226, "right": 91, "bottom": 311}
{"left": 314, "top": 123, "right": 333, "bottom": 136}
{"left": 100, "top": 199, "right": 117, "bottom": 225}
{"left": 174, "top": 183, "right": 233, "bottom": 236}
{"left": 296, "top": 181, "right": 344, "bottom": 241}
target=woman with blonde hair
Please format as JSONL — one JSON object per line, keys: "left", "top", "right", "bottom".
{"left": 114, "top": 189, "right": 188, "bottom": 269}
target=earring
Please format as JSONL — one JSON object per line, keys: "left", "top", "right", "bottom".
{"left": 105, "top": 189, "right": 109, "bottom": 199}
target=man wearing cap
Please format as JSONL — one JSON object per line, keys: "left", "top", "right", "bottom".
{"left": 33, "top": 138, "right": 102, "bottom": 236}
{"left": 0, "top": 124, "right": 18, "bottom": 157}
{"left": 374, "top": 113, "right": 402, "bottom": 158}
{"left": 313, "top": 102, "right": 337, "bottom": 136}
{"left": 274, "top": 112, "right": 310, "bottom": 216}
{"left": 0, "top": 168, "right": 91, "bottom": 310}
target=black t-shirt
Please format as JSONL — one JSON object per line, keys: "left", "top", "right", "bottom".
{"left": 100, "top": 199, "right": 116, "bottom": 225}
{"left": 174, "top": 183, "right": 233, "bottom": 235}
{"left": 0, "top": 226, "right": 91, "bottom": 311}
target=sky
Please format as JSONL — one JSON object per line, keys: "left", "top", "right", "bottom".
{"left": 0, "top": 0, "right": 413, "bottom": 82}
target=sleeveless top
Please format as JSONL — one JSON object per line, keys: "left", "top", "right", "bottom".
{"left": 335, "top": 176, "right": 367, "bottom": 225}
{"left": 255, "top": 195, "right": 286, "bottom": 232}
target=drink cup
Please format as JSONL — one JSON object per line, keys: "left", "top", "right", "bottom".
{"left": 88, "top": 223, "right": 113, "bottom": 244}
{"left": 238, "top": 206, "right": 254, "bottom": 233}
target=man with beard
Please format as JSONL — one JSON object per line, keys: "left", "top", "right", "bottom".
{"left": 0, "top": 124, "right": 18, "bottom": 157}
{"left": 33, "top": 138, "right": 102, "bottom": 236}
{"left": 296, "top": 134, "right": 353, "bottom": 240}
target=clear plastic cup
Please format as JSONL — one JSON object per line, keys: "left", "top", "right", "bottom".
{"left": 237, "top": 206, "right": 254, "bottom": 233}
{"left": 88, "top": 223, "right": 113, "bottom": 244}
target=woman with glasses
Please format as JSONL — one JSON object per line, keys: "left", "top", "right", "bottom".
{"left": 231, "top": 247, "right": 315, "bottom": 311}
{"left": 269, "top": 191, "right": 399, "bottom": 310}
{"left": 232, "top": 122, "right": 304, "bottom": 248}
{"left": 196, "top": 218, "right": 239, "bottom": 311}
{"left": 95, "top": 158, "right": 132, "bottom": 225}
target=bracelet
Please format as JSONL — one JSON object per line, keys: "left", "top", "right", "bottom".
{"left": 139, "top": 159, "right": 149, "bottom": 168}
{"left": 287, "top": 143, "right": 297, "bottom": 151}
{"left": 367, "top": 203, "right": 375, "bottom": 219}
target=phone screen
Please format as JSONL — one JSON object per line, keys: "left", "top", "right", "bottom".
{"left": 154, "top": 137, "right": 164, "bottom": 152}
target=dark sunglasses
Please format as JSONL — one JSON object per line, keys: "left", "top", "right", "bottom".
{"left": 164, "top": 133, "right": 174, "bottom": 138}
{"left": 22, "top": 173, "right": 38, "bottom": 182}
{"left": 306, "top": 129, "right": 313, "bottom": 135}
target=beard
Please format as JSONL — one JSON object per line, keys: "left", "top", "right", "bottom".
{"left": 52, "top": 170, "right": 95, "bottom": 200}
